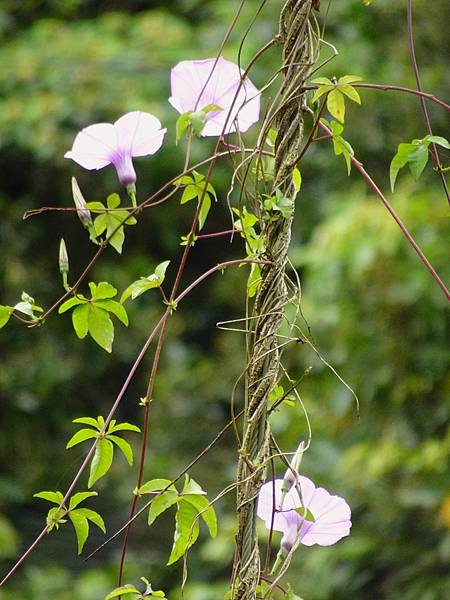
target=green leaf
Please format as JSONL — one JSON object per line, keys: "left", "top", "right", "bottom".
{"left": 311, "top": 76, "right": 332, "bottom": 85}
{"left": 88, "top": 438, "right": 114, "bottom": 487}
{"left": 85, "top": 201, "right": 106, "bottom": 213}
{"left": 247, "top": 263, "right": 261, "bottom": 298}
{"left": 94, "top": 300, "right": 129, "bottom": 326}
{"left": 311, "top": 84, "right": 333, "bottom": 104}
{"left": 292, "top": 168, "right": 302, "bottom": 194}
{"left": 0, "top": 306, "right": 12, "bottom": 328}
{"left": 58, "top": 296, "right": 87, "bottom": 314}
{"left": 88, "top": 306, "right": 114, "bottom": 353}
{"left": 339, "top": 84, "right": 361, "bottom": 104}
{"left": 92, "top": 282, "right": 117, "bottom": 300}
{"left": 104, "top": 585, "right": 140, "bottom": 600}
{"left": 72, "top": 304, "right": 89, "bottom": 339}
{"left": 139, "top": 478, "right": 175, "bottom": 495}
{"left": 181, "top": 475, "right": 205, "bottom": 495}
{"left": 189, "top": 110, "right": 207, "bottom": 136}
{"left": 148, "top": 490, "right": 179, "bottom": 525}
{"left": 75, "top": 508, "right": 106, "bottom": 532}
{"left": 108, "top": 422, "right": 141, "bottom": 433}
{"left": 69, "top": 510, "right": 89, "bottom": 554}
{"left": 108, "top": 435, "right": 134, "bottom": 466}
{"left": 93, "top": 201, "right": 136, "bottom": 254}
{"left": 327, "top": 89, "right": 345, "bottom": 122}
{"left": 294, "top": 506, "right": 315, "bottom": 522}
{"left": 408, "top": 144, "right": 429, "bottom": 180}
{"left": 181, "top": 185, "right": 199, "bottom": 204}
{"left": 182, "top": 494, "right": 217, "bottom": 538}
{"left": 73, "top": 416, "right": 101, "bottom": 429}
{"left": 69, "top": 491, "right": 97, "bottom": 511}
{"left": 66, "top": 428, "right": 98, "bottom": 449}
{"left": 154, "top": 260, "right": 170, "bottom": 281}
{"left": 198, "top": 194, "right": 211, "bottom": 230}
{"left": 167, "top": 499, "right": 200, "bottom": 565}
{"left": 106, "top": 193, "right": 121, "bottom": 209}
{"left": 34, "top": 491, "right": 65, "bottom": 505}
{"left": 176, "top": 112, "right": 192, "bottom": 141}
{"left": 338, "top": 75, "right": 363, "bottom": 84}
{"left": 390, "top": 142, "right": 416, "bottom": 191}
{"left": 427, "top": 135, "right": 450, "bottom": 149}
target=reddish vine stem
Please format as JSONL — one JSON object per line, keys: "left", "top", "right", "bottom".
{"left": 317, "top": 117, "right": 449, "bottom": 301}
{"left": 406, "top": 0, "right": 449, "bottom": 204}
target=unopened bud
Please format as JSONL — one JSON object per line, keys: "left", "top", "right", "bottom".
{"left": 59, "top": 238, "right": 69, "bottom": 273}
{"left": 72, "top": 177, "right": 92, "bottom": 227}
{"left": 281, "top": 441, "right": 305, "bottom": 499}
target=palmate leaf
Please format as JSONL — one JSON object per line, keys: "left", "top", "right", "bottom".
{"left": 88, "top": 438, "right": 114, "bottom": 488}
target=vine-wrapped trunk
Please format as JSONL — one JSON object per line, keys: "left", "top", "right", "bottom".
{"left": 234, "top": 1, "right": 316, "bottom": 597}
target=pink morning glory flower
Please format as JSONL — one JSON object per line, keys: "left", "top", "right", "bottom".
{"left": 169, "top": 57, "right": 260, "bottom": 136}
{"left": 65, "top": 111, "right": 166, "bottom": 188}
{"left": 257, "top": 477, "right": 351, "bottom": 554}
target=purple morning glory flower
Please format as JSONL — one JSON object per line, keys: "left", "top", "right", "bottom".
{"left": 257, "top": 477, "right": 351, "bottom": 554}
{"left": 65, "top": 111, "right": 167, "bottom": 188}
{"left": 169, "top": 57, "right": 260, "bottom": 136}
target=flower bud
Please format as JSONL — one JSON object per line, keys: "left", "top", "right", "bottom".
{"left": 72, "top": 177, "right": 92, "bottom": 227}
{"left": 281, "top": 441, "right": 305, "bottom": 500}
{"left": 59, "top": 238, "right": 69, "bottom": 273}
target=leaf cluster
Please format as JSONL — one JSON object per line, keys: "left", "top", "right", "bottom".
{"left": 174, "top": 170, "right": 217, "bottom": 232}
{"left": 34, "top": 490, "right": 105, "bottom": 554}
{"left": 58, "top": 281, "right": 128, "bottom": 352}
{"left": 138, "top": 474, "right": 217, "bottom": 565}
{"left": 66, "top": 415, "right": 140, "bottom": 487}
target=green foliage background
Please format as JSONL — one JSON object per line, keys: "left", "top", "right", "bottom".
{"left": 0, "top": 1, "right": 448, "bottom": 598}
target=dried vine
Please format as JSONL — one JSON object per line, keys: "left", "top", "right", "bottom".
{"left": 234, "top": 1, "right": 318, "bottom": 597}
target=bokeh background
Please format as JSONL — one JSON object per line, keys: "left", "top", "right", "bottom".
{"left": 0, "top": 1, "right": 449, "bottom": 598}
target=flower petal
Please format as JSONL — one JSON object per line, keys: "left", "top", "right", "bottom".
{"left": 169, "top": 57, "right": 260, "bottom": 136}
{"left": 300, "top": 486, "right": 352, "bottom": 547}
{"left": 65, "top": 123, "right": 118, "bottom": 170}
{"left": 257, "top": 479, "right": 303, "bottom": 533}
{"left": 114, "top": 111, "right": 167, "bottom": 157}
